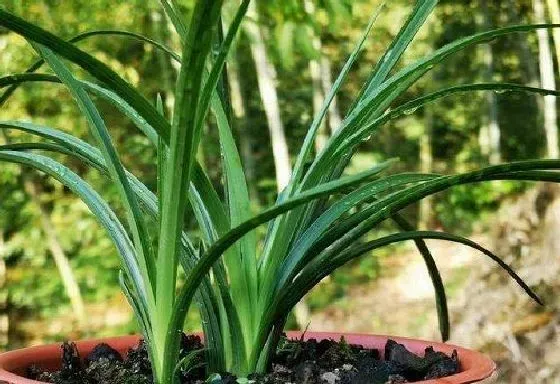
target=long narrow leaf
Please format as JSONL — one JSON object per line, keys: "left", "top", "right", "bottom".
{"left": 304, "top": 25, "right": 560, "bottom": 192}
{"left": 0, "top": 28, "right": 180, "bottom": 107}
{"left": 304, "top": 164, "right": 560, "bottom": 281}
{"left": 38, "top": 45, "right": 156, "bottom": 301}
{"left": 275, "top": 230, "right": 542, "bottom": 327}
{"left": 354, "top": 0, "right": 437, "bottom": 110}
{"left": 339, "top": 83, "right": 560, "bottom": 156}
{"left": 288, "top": 1, "right": 386, "bottom": 191}
{"left": 391, "top": 215, "right": 449, "bottom": 341}
{"left": 212, "top": 92, "right": 257, "bottom": 351}
{"left": 0, "top": 151, "right": 149, "bottom": 312}
{"left": 258, "top": 2, "right": 386, "bottom": 289}
{"left": 159, "top": 0, "right": 188, "bottom": 39}
{"left": 0, "top": 75, "right": 231, "bottom": 230}
{"left": 159, "top": 3, "right": 225, "bottom": 380}
{"left": 0, "top": 9, "right": 171, "bottom": 140}
{"left": 165, "top": 161, "right": 413, "bottom": 372}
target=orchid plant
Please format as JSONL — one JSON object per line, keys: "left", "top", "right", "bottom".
{"left": 0, "top": 0, "right": 559, "bottom": 383}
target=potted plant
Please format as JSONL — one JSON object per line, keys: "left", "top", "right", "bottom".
{"left": 0, "top": 0, "right": 558, "bottom": 383}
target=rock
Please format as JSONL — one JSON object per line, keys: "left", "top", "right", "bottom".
{"left": 85, "top": 343, "right": 123, "bottom": 365}
{"left": 384, "top": 340, "right": 459, "bottom": 381}
{"left": 385, "top": 340, "right": 429, "bottom": 375}
{"left": 424, "top": 350, "right": 459, "bottom": 380}
{"left": 60, "top": 342, "right": 82, "bottom": 379}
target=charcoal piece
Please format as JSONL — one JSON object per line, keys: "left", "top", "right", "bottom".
{"left": 385, "top": 340, "right": 431, "bottom": 377}
{"left": 85, "top": 343, "right": 123, "bottom": 365}
{"left": 60, "top": 342, "right": 82, "bottom": 379}
{"left": 180, "top": 334, "right": 204, "bottom": 353}
{"left": 424, "top": 349, "right": 459, "bottom": 379}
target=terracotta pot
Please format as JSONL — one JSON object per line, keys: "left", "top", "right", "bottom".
{"left": 0, "top": 332, "right": 496, "bottom": 384}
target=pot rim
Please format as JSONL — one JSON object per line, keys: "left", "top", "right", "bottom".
{"left": 0, "top": 332, "right": 496, "bottom": 384}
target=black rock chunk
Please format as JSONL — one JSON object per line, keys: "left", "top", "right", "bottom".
{"left": 181, "top": 334, "right": 204, "bottom": 353}
{"left": 85, "top": 343, "right": 123, "bottom": 365}
{"left": 424, "top": 349, "right": 459, "bottom": 380}
{"left": 385, "top": 339, "right": 431, "bottom": 379}
{"left": 384, "top": 340, "right": 460, "bottom": 381}
{"left": 60, "top": 342, "right": 82, "bottom": 379}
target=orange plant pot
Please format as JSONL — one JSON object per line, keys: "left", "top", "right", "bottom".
{"left": 0, "top": 332, "right": 496, "bottom": 384}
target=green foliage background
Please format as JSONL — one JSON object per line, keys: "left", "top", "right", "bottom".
{"left": 0, "top": 0, "right": 558, "bottom": 348}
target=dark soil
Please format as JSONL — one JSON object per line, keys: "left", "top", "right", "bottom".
{"left": 26, "top": 334, "right": 459, "bottom": 384}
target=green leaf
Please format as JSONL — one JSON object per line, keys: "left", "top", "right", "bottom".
{"left": 339, "top": 83, "right": 560, "bottom": 155}
{"left": 159, "top": 2, "right": 225, "bottom": 381}
{"left": 289, "top": 1, "right": 386, "bottom": 192}
{"left": 159, "top": 0, "right": 188, "bottom": 39}
{"left": 303, "top": 162, "right": 560, "bottom": 281}
{"left": 390, "top": 215, "right": 449, "bottom": 341}
{"left": 166, "top": 161, "right": 408, "bottom": 374}
{"left": 0, "top": 9, "right": 171, "bottom": 141}
{"left": 276, "top": 230, "right": 542, "bottom": 325}
{"left": 198, "top": 0, "right": 250, "bottom": 133}
{"left": 0, "top": 73, "right": 59, "bottom": 90}
{"left": 177, "top": 244, "right": 225, "bottom": 373}
{"left": 355, "top": 0, "right": 437, "bottom": 109}
{"left": 0, "top": 125, "right": 159, "bottom": 219}
{"left": 0, "top": 74, "right": 160, "bottom": 145}
{"left": 304, "top": 24, "right": 560, "bottom": 191}
{"left": 355, "top": 24, "right": 560, "bottom": 126}
{"left": 38, "top": 45, "right": 156, "bottom": 304}
{"left": 0, "top": 137, "right": 228, "bottom": 373}
{"left": 255, "top": 2, "right": 388, "bottom": 300}
{"left": 259, "top": 161, "right": 405, "bottom": 312}
{"left": 212, "top": 92, "right": 257, "bottom": 355}
{"left": 0, "top": 151, "right": 149, "bottom": 313}
{"left": 0, "top": 28, "right": 180, "bottom": 107}
{"left": 120, "top": 271, "right": 152, "bottom": 345}
{"left": 0, "top": 73, "right": 231, "bottom": 235}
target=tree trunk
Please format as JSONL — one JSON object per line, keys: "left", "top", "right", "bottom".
{"left": 311, "top": 55, "right": 328, "bottom": 152}
{"left": 0, "top": 229, "right": 8, "bottom": 349}
{"left": 507, "top": 0, "right": 540, "bottom": 86}
{"left": 479, "top": 0, "right": 502, "bottom": 164}
{"left": 546, "top": 0, "right": 560, "bottom": 71}
{"left": 246, "top": 2, "right": 292, "bottom": 191}
{"left": 227, "top": 56, "right": 258, "bottom": 198}
{"left": 24, "top": 181, "right": 86, "bottom": 326}
{"left": 303, "top": 0, "right": 329, "bottom": 153}
{"left": 419, "top": 105, "right": 434, "bottom": 230}
{"left": 535, "top": 0, "right": 559, "bottom": 158}
{"left": 320, "top": 57, "right": 343, "bottom": 134}
{"left": 246, "top": 1, "right": 312, "bottom": 327}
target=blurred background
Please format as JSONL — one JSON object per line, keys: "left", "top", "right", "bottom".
{"left": 1, "top": 0, "right": 560, "bottom": 383}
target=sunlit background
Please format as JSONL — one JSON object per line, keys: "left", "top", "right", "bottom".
{"left": 1, "top": 0, "right": 560, "bottom": 383}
